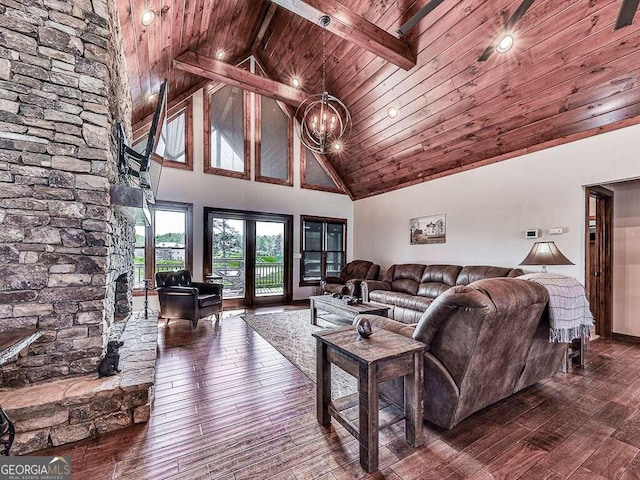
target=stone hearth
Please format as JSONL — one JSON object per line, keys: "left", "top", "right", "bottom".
{"left": 0, "top": 312, "right": 157, "bottom": 454}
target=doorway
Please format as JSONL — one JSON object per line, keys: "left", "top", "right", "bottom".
{"left": 204, "top": 208, "right": 293, "bottom": 307}
{"left": 585, "top": 186, "right": 613, "bottom": 338}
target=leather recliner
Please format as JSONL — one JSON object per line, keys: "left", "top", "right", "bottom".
{"left": 320, "top": 260, "right": 380, "bottom": 298}
{"left": 156, "top": 270, "right": 223, "bottom": 328}
{"left": 357, "top": 277, "right": 565, "bottom": 429}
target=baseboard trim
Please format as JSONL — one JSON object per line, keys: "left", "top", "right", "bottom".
{"left": 612, "top": 332, "right": 640, "bottom": 344}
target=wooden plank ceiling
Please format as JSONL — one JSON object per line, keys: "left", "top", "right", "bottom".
{"left": 117, "top": 0, "right": 640, "bottom": 199}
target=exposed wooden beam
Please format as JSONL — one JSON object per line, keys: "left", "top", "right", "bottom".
{"left": 174, "top": 51, "right": 308, "bottom": 107}
{"left": 269, "top": 0, "right": 415, "bottom": 71}
{"left": 251, "top": 3, "right": 278, "bottom": 52}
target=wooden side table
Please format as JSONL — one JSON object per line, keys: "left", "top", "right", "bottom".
{"left": 313, "top": 326, "right": 425, "bottom": 473}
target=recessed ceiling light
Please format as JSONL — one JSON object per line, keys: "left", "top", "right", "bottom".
{"left": 292, "top": 77, "right": 301, "bottom": 88}
{"left": 496, "top": 34, "right": 514, "bottom": 54}
{"left": 216, "top": 50, "right": 226, "bottom": 60}
{"left": 331, "top": 142, "right": 342, "bottom": 152}
{"left": 387, "top": 107, "right": 399, "bottom": 118}
{"left": 141, "top": 9, "right": 155, "bottom": 26}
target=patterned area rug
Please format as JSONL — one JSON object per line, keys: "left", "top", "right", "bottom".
{"left": 241, "top": 310, "right": 357, "bottom": 398}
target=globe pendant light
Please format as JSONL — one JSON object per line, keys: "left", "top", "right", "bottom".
{"left": 296, "top": 15, "right": 351, "bottom": 154}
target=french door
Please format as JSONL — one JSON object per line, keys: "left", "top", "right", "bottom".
{"left": 204, "top": 208, "right": 293, "bottom": 307}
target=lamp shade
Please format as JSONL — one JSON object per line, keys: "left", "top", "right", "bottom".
{"left": 519, "top": 241, "right": 574, "bottom": 266}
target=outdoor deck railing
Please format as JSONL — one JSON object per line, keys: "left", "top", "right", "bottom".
{"left": 134, "top": 262, "right": 184, "bottom": 288}
{"left": 133, "top": 259, "right": 283, "bottom": 294}
{"left": 254, "top": 262, "right": 284, "bottom": 289}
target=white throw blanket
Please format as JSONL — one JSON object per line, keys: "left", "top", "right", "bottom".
{"left": 520, "top": 273, "right": 594, "bottom": 343}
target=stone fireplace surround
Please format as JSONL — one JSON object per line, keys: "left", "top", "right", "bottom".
{"left": 0, "top": 0, "right": 155, "bottom": 452}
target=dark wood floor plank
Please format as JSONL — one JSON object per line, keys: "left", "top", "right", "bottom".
{"left": 467, "top": 471, "right": 494, "bottom": 480}
{"left": 569, "top": 466, "right": 611, "bottom": 480}
{"left": 166, "top": 465, "right": 212, "bottom": 480}
{"left": 461, "top": 423, "right": 533, "bottom": 465}
{"left": 329, "top": 445, "right": 402, "bottom": 480}
{"left": 232, "top": 429, "right": 357, "bottom": 479}
{"left": 613, "top": 409, "right": 640, "bottom": 448}
{"left": 524, "top": 405, "right": 591, "bottom": 452}
{"left": 484, "top": 440, "right": 548, "bottom": 480}
{"left": 387, "top": 439, "right": 458, "bottom": 479}
{"left": 580, "top": 437, "right": 639, "bottom": 479}
{"left": 537, "top": 418, "right": 615, "bottom": 478}
{"left": 621, "top": 454, "right": 640, "bottom": 480}
{"left": 595, "top": 401, "right": 637, "bottom": 429}
{"left": 518, "top": 464, "right": 564, "bottom": 480}
{"left": 33, "top": 309, "right": 640, "bottom": 480}
{"left": 515, "top": 398, "right": 568, "bottom": 431}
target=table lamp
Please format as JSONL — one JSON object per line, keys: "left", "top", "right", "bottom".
{"left": 519, "top": 241, "right": 574, "bottom": 273}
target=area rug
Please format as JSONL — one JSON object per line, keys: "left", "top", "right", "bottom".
{"left": 241, "top": 310, "right": 357, "bottom": 398}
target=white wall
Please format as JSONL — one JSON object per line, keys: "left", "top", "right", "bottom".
{"left": 354, "top": 124, "right": 640, "bottom": 284}
{"left": 611, "top": 180, "right": 640, "bottom": 336}
{"left": 154, "top": 90, "right": 354, "bottom": 300}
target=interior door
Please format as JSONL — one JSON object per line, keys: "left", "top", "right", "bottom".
{"left": 585, "top": 186, "right": 613, "bottom": 338}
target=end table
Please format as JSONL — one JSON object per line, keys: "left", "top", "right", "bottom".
{"left": 313, "top": 326, "right": 425, "bottom": 473}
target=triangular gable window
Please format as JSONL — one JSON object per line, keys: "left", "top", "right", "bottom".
{"left": 301, "top": 147, "right": 342, "bottom": 193}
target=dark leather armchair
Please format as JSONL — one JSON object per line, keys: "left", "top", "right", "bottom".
{"left": 320, "top": 260, "right": 380, "bottom": 298}
{"left": 156, "top": 270, "right": 223, "bottom": 328}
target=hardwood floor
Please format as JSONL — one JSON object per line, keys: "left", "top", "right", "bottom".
{"left": 37, "top": 307, "right": 640, "bottom": 479}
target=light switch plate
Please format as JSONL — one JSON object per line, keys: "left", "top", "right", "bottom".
{"left": 549, "top": 227, "right": 564, "bottom": 235}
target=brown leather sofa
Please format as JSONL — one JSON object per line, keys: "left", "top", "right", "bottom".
{"left": 361, "top": 264, "right": 524, "bottom": 323}
{"left": 358, "top": 277, "right": 565, "bottom": 429}
{"left": 320, "top": 260, "right": 380, "bottom": 298}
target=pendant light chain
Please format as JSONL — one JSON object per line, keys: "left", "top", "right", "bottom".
{"left": 321, "top": 24, "right": 327, "bottom": 95}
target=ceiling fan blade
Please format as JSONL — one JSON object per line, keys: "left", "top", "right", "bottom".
{"left": 477, "top": 44, "right": 496, "bottom": 62}
{"left": 504, "top": 0, "right": 535, "bottom": 31}
{"left": 615, "top": 0, "right": 640, "bottom": 29}
{"left": 478, "top": 0, "right": 535, "bottom": 62}
{"left": 397, "top": 0, "right": 446, "bottom": 37}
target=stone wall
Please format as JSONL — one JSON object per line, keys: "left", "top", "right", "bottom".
{"left": 0, "top": 0, "right": 134, "bottom": 385}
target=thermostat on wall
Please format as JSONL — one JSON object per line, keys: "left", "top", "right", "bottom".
{"left": 525, "top": 229, "right": 540, "bottom": 239}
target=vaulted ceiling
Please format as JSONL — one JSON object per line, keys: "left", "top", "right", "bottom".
{"left": 116, "top": 0, "right": 640, "bottom": 199}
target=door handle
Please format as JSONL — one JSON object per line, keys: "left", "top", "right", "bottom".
{"left": 593, "top": 272, "right": 601, "bottom": 277}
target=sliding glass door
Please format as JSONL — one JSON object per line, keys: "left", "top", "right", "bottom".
{"left": 205, "top": 208, "right": 293, "bottom": 307}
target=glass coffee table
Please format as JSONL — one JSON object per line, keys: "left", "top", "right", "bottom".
{"left": 309, "top": 295, "right": 389, "bottom": 325}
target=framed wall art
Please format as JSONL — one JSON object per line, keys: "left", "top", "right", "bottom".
{"left": 410, "top": 214, "right": 446, "bottom": 245}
